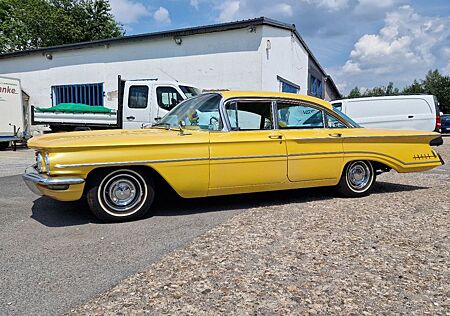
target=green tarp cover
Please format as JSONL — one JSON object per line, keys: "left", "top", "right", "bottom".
{"left": 36, "top": 103, "right": 112, "bottom": 113}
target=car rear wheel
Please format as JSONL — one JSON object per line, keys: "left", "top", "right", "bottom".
{"left": 337, "top": 160, "right": 375, "bottom": 197}
{"left": 87, "top": 169, "right": 154, "bottom": 222}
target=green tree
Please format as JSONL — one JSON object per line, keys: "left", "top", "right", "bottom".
{"left": 402, "top": 79, "right": 425, "bottom": 94}
{"left": 0, "top": 0, "right": 123, "bottom": 54}
{"left": 422, "top": 69, "right": 450, "bottom": 113}
{"left": 347, "top": 86, "right": 361, "bottom": 98}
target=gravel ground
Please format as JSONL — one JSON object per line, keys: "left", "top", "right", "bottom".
{"left": 70, "top": 141, "right": 449, "bottom": 315}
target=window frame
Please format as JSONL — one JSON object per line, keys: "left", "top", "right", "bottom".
{"left": 156, "top": 86, "right": 184, "bottom": 111}
{"left": 128, "top": 85, "right": 149, "bottom": 109}
{"left": 273, "top": 99, "right": 353, "bottom": 130}
{"left": 223, "top": 98, "right": 277, "bottom": 132}
{"left": 275, "top": 100, "right": 326, "bottom": 129}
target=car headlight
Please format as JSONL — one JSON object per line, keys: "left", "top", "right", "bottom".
{"left": 36, "top": 152, "right": 43, "bottom": 173}
{"left": 44, "top": 153, "right": 50, "bottom": 175}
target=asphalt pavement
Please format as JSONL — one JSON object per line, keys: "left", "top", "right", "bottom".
{"left": 0, "top": 174, "right": 245, "bottom": 315}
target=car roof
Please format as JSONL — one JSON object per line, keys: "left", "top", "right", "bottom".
{"left": 218, "top": 91, "right": 333, "bottom": 110}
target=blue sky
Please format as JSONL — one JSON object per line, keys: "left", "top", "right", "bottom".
{"left": 109, "top": 0, "right": 450, "bottom": 94}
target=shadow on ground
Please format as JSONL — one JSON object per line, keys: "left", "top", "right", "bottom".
{"left": 31, "top": 181, "right": 428, "bottom": 228}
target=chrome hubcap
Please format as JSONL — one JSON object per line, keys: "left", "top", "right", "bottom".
{"left": 109, "top": 179, "right": 136, "bottom": 206}
{"left": 100, "top": 171, "right": 147, "bottom": 215}
{"left": 347, "top": 162, "right": 372, "bottom": 191}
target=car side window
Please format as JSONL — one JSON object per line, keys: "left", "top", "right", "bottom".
{"left": 128, "top": 86, "right": 149, "bottom": 109}
{"left": 225, "top": 101, "right": 273, "bottom": 130}
{"left": 277, "top": 103, "right": 324, "bottom": 129}
{"left": 156, "top": 86, "right": 183, "bottom": 111}
{"left": 325, "top": 113, "right": 347, "bottom": 128}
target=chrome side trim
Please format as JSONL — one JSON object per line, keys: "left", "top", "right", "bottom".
{"left": 295, "top": 134, "right": 438, "bottom": 141}
{"left": 343, "top": 134, "right": 437, "bottom": 139}
{"left": 344, "top": 151, "right": 441, "bottom": 166}
{"left": 210, "top": 154, "right": 286, "bottom": 161}
{"left": 55, "top": 157, "right": 210, "bottom": 169}
{"left": 55, "top": 150, "right": 441, "bottom": 169}
{"left": 288, "top": 151, "right": 343, "bottom": 157}
{"left": 295, "top": 137, "right": 341, "bottom": 141}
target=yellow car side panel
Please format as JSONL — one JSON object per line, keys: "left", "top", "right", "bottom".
{"left": 280, "top": 129, "right": 344, "bottom": 182}
{"left": 209, "top": 131, "right": 287, "bottom": 189}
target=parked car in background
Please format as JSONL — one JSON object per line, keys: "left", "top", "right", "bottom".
{"left": 331, "top": 95, "right": 441, "bottom": 132}
{"left": 23, "top": 92, "right": 444, "bottom": 222}
{"left": 32, "top": 76, "right": 200, "bottom": 132}
{"left": 441, "top": 114, "right": 450, "bottom": 133}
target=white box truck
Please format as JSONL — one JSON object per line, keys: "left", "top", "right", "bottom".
{"left": 331, "top": 95, "right": 442, "bottom": 132}
{"left": 0, "top": 76, "right": 30, "bottom": 150}
{"left": 32, "top": 76, "right": 200, "bottom": 132}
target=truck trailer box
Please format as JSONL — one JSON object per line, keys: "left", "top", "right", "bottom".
{"left": 0, "top": 76, "right": 28, "bottom": 149}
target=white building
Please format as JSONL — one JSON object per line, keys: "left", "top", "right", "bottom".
{"left": 0, "top": 17, "right": 340, "bottom": 112}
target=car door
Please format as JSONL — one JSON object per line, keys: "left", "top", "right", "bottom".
{"left": 209, "top": 100, "right": 287, "bottom": 189}
{"left": 277, "top": 101, "right": 345, "bottom": 182}
{"left": 122, "top": 83, "right": 151, "bottom": 129}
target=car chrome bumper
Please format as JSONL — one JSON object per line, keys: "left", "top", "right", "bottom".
{"left": 22, "top": 166, "right": 85, "bottom": 196}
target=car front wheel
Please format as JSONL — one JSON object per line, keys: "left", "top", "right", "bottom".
{"left": 87, "top": 168, "right": 154, "bottom": 222}
{"left": 337, "top": 160, "right": 375, "bottom": 197}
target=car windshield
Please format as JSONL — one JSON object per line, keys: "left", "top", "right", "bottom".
{"left": 180, "top": 86, "right": 201, "bottom": 98}
{"left": 156, "top": 93, "right": 222, "bottom": 131}
{"left": 333, "top": 108, "right": 361, "bottom": 128}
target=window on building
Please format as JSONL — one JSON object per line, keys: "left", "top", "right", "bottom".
{"left": 310, "top": 75, "right": 323, "bottom": 98}
{"left": 52, "top": 83, "right": 104, "bottom": 106}
{"left": 156, "top": 86, "right": 184, "bottom": 111}
{"left": 278, "top": 76, "right": 300, "bottom": 94}
{"left": 128, "top": 86, "right": 149, "bottom": 109}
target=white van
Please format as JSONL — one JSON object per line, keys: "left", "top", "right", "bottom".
{"left": 331, "top": 95, "right": 441, "bottom": 132}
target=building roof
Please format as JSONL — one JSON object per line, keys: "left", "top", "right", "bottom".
{"left": 0, "top": 17, "right": 339, "bottom": 96}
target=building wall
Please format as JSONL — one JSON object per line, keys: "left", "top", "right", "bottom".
{"left": 260, "top": 26, "right": 308, "bottom": 94}
{"left": 0, "top": 25, "right": 310, "bottom": 111}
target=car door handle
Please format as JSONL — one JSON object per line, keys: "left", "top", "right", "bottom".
{"left": 268, "top": 134, "right": 283, "bottom": 139}
{"left": 328, "top": 133, "right": 342, "bottom": 137}
{"left": 408, "top": 115, "right": 414, "bottom": 119}
{"left": 126, "top": 116, "right": 135, "bottom": 120}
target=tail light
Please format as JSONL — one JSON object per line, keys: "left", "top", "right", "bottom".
{"left": 435, "top": 114, "right": 441, "bottom": 131}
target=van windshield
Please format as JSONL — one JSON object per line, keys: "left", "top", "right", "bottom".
{"left": 180, "top": 86, "right": 201, "bottom": 98}
{"left": 333, "top": 109, "right": 361, "bottom": 128}
{"left": 155, "top": 94, "right": 222, "bottom": 131}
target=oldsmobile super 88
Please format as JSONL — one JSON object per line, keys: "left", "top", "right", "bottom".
{"left": 23, "top": 92, "right": 444, "bottom": 222}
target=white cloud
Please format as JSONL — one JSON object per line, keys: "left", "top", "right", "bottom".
{"left": 335, "top": 5, "right": 450, "bottom": 91}
{"left": 272, "top": 3, "right": 294, "bottom": 17}
{"left": 217, "top": 1, "right": 241, "bottom": 22}
{"left": 302, "top": 0, "right": 349, "bottom": 11}
{"left": 190, "top": 0, "right": 200, "bottom": 10}
{"left": 153, "top": 7, "right": 171, "bottom": 24}
{"left": 109, "top": 0, "right": 150, "bottom": 24}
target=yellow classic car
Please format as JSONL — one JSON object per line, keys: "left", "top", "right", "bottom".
{"left": 23, "top": 91, "right": 445, "bottom": 222}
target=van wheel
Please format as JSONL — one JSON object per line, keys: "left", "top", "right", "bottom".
{"left": 87, "top": 169, "right": 154, "bottom": 222}
{"left": 337, "top": 161, "right": 375, "bottom": 197}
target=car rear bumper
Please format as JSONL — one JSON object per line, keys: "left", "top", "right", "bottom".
{"left": 22, "top": 166, "right": 85, "bottom": 201}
